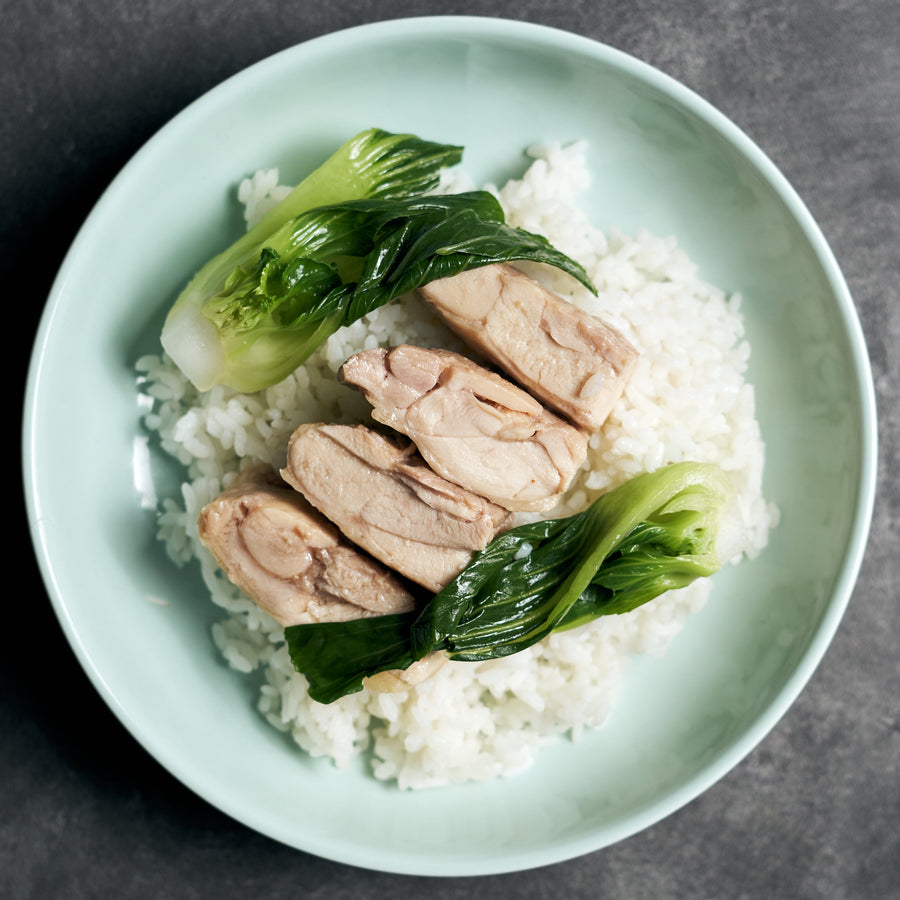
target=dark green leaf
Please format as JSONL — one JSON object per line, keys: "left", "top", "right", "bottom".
{"left": 285, "top": 610, "right": 420, "bottom": 705}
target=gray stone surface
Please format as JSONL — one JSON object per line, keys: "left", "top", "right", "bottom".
{"left": 8, "top": 1, "right": 898, "bottom": 897}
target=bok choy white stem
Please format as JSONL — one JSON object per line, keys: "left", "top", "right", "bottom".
{"left": 161, "top": 128, "right": 463, "bottom": 391}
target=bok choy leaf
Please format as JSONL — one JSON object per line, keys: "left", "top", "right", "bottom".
{"left": 286, "top": 461, "right": 737, "bottom": 704}
{"left": 161, "top": 128, "right": 463, "bottom": 391}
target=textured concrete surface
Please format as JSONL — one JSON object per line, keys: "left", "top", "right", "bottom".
{"left": 9, "top": 1, "right": 898, "bottom": 897}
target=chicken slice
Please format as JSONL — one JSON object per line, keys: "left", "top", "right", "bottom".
{"left": 198, "top": 465, "right": 416, "bottom": 626}
{"left": 280, "top": 423, "right": 510, "bottom": 593}
{"left": 340, "top": 345, "right": 588, "bottom": 513}
{"left": 418, "top": 263, "right": 639, "bottom": 430}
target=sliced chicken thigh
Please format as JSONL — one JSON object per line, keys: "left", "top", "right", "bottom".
{"left": 419, "top": 263, "right": 639, "bottom": 430}
{"left": 280, "top": 423, "right": 510, "bottom": 593}
{"left": 340, "top": 344, "right": 588, "bottom": 512}
{"left": 197, "top": 466, "right": 416, "bottom": 626}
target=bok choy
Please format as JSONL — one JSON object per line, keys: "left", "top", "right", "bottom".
{"left": 285, "top": 461, "right": 738, "bottom": 704}
{"left": 162, "top": 128, "right": 463, "bottom": 391}
{"left": 160, "top": 128, "right": 596, "bottom": 394}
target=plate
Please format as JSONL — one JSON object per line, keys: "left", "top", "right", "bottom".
{"left": 23, "top": 16, "right": 877, "bottom": 876}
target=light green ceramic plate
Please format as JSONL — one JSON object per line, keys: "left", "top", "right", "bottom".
{"left": 23, "top": 17, "right": 876, "bottom": 876}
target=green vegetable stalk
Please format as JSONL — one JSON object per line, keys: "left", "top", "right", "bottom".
{"left": 286, "top": 461, "right": 736, "bottom": 704}
{"left": 161, "top": 128, "right": 464, "bottom": 391}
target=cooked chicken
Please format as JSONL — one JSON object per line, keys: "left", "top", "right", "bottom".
{"left": 418, "top": 263, "right": 639, "bottom": 430}
{"left": 280, "top": 423, "right": 510, "bottom": 593}
{"left": 197, "top": 465, "right": 416, "bottom": 626}
{"left": 340, "top": 345, "right": 588, "bottom": 513}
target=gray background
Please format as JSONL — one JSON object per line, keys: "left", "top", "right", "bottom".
{"left": 8, "top": 1, "right": 898, "bottom": 898}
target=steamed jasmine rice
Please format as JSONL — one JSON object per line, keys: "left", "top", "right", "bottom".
{"left": 136, "top": 141, "right": 777, "bottom": 790}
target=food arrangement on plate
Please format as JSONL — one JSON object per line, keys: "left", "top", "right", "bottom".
{"left": 137, "top": 127, "right": 778, "bottom": 790}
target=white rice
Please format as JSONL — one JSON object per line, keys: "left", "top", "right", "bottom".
{"left": 136, "top": 141, "right": 778, "bottom": 790}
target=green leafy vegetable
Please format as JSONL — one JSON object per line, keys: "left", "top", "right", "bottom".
{"left": 187, "top": 192, "right": 594, "bottom": 392}
{"left": 161, "top": 129, "right": 596, "bottom": 394}
{"left": 161, "top": 128, "right": 464, "bottom": 391}
{"left": 286, "top": 461, "right": 735, "bottom": 704}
